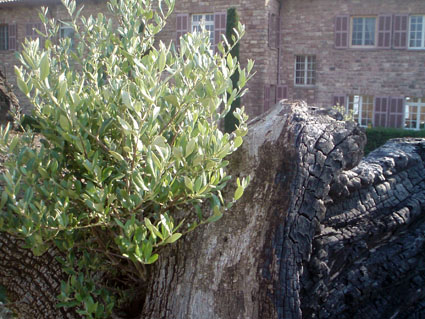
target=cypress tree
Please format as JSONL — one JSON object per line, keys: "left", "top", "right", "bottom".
{"left": 224, "top": 7, "right": 241, "bottom": 133}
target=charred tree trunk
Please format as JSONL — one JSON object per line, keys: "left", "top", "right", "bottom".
{"left": 0, "top": 70, "right": 19, "bottom": 124}
{"left": 1, "top": 101, "right": 425, "bottom": 319}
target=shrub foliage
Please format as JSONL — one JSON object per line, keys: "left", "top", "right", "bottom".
{"left": 365, "top": 127, "right": 425, "bottom": 155}
{"left": 0, "top": 0, "right": 253, "bottom": 317}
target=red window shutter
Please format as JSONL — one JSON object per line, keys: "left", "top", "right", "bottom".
{"left": 264, "top": 86, "right": 271, "bottom": 111}
{"left": 373, "top": 97, "right": 389, "bottom": 127}
{"left": 8, "top": 23, "right": 17, "bottom": 51}
{"left": 332, "top": 95, "right": 345, "bottom": 107}
{"left": 393, "top": 14, "right": 408, "bottom": 49}
{"left": 276, "top": 85, "right": 288, "bottom": 102}
{"left": 176, "top": 14, "right": 189, "bottom": 49}
{"left": 377, "top": 15, "right": 392, "bottom": 48}
{"left": 388, "top": 97, "right": 405, "bottom": 128}
{"left": 270, "top": 84, "right": 276, "bottom": 104}
{"left": 26, "top": 23, "right": 33, "bottom": 37}
{"left": 334, "top": 15, "right": 349, "bottom": 49}
{"left": 214, "top": 12, "right": 226, "bottom": 52}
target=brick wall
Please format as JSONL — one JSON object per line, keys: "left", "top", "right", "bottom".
{"left": 279, "top": 0, "right": 425, "bottom": 109}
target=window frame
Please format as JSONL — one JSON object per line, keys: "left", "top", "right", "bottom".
{"left": 350, "top": 16, "right": 377, "bottom": 48}
{"left": 294, "top": 55, "right": 316, "bottom": 87}
{"left": 191, "top": 13, "right": 215, "bottom": 45}
{"left": 408, "top": 15, "right": 425, "bottom": 49}
{"left": 0, "top": 24, "right": 9, "bottom": 51}
{"left": 404, "top": 97, "right": 425, "bottom": 130}
{"left": 346, "top": 95, "right": 374, "bottom": 127}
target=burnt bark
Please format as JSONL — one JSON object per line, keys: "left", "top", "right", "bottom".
{"left": 1, "top": 101, "right": 425, "bottom": 319}
{"left": 0, "top": 70, "right": 18, "bottom": 124}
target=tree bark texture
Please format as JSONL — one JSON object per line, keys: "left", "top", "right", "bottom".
{"left": 0, "top": 233, "right": 75, "bottom": 319}
{"left": 0, "top": 70, "right": 18, "bottom": 124}
{"left": 1, "top": 101, "right": 425, "bottom": 319}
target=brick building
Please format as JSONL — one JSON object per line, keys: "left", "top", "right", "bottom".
{"left": 1, "top": 0, "right": 425, "bottom": 129}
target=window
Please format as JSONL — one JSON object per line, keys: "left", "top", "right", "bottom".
{"left": 409, "top": 15, "right": 425, "bottom": 49}
{"left": 405, "top": 97, "right": 425, "bottom": 129}
{"left": 351, "top": 17, "right": 376, "bottom": 46}
{"left": 0, "top": 24, "right": 8, "bottom": 50}
{"left": 347, "top": 95, "right": 374, "bottom": 127}
{"left": 176, "top": 13, "right": 225, "bottom": 50}
{"left": 295, "top": 55, "right": 316, "bottom": 86}
{"left": 192, "top": 14, "right": 214, "bottom": 44}
{"left": 60, "top": 24, "right": 75, "bottom": 48}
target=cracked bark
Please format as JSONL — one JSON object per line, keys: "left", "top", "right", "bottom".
{"left": 0, "top": 70, "right": 18, "bottom": 124}
{"left": 0, "top": 233, "right": 76, "bottom": 319}
{"left": 1, "top": 101, "right": 425, "bottom": 318}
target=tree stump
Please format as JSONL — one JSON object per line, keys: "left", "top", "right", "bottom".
{"left": 1, "top": 101, "right": 425, "bottom": 319}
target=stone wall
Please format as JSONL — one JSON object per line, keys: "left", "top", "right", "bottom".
{"left": 279, "top": 0, "right": 425, "bottom": 107}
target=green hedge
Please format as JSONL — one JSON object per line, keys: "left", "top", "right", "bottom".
{"left": 365, "top": 127, "right": 425, "bottom": 155}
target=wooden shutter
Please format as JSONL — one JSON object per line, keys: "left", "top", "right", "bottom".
{"left": 388, "top": 97, "right": 405, "bottom": 128}
{"left": 334, "top": 15, "right": 349, "bottom": 49}
{"left": 276, "top": 85, "right": 288, "bottom": 102}
{"left": 374, "top": 97, "right": 389, "bottom": 127}
{"left": 8, "top": 23, "right": 17, "bottom": 51}
{"left": 333, "top": 95, "right": 345, "bottom": 107}
{"left": 270, "top": 85, "right": 276, "bottom": 105}
{"left": 176, "top": 14, "right": 189, "bottom": 49}
{"left": 214, "top": 12, "right": 226, "bottom": 52}
{"left": 264, "top": 86, "right": 271, "bottom": 112}
{"left": 26, "top": 23, "right": 33, "bottom": 38}
{"left": 393, "top": 14, "right": 408, "bottom": 49}
{"left": 377, "top": 15, "right": 392, "bottom": 48}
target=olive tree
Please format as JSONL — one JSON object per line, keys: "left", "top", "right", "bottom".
{"left": 0, "top": 0, "right": 253, "bottom": 317}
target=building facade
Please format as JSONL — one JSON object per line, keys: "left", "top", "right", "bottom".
{"left": 278, "top": 0, "right": 425, "bottom": 129}
{"left": 1, "top": 0, "right": 425, "bottom": 129}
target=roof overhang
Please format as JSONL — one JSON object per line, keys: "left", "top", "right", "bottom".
{"left": 0, "top": 0, "right": 76, "bottom": 8}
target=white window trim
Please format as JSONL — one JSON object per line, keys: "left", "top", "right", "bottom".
{"left": 346, "top": 95, "right": 374, "bottom": 128}
{"left": 191, "top": 13, "right": 214, "bottom": 45}
{"left": 405, "top": 97, "right": 425, "bottom": 130}
{"left": 408, "top": 15, "right": 425, "bottom": 50}
{"left": 350, "top": 16, "right": 377, "bottom": 48}
{"left": 294, "top": 55, "right": 316, "bottom": 87}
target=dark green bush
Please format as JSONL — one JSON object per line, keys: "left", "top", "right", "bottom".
{"left": 365, "top": 128, "right": 425, "bottom": 155}
{"left": 20, "top": 115, "right": 40, "bottom": 132}
{"left": 224, "top": 7, "right": 241, "bottom": 133}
